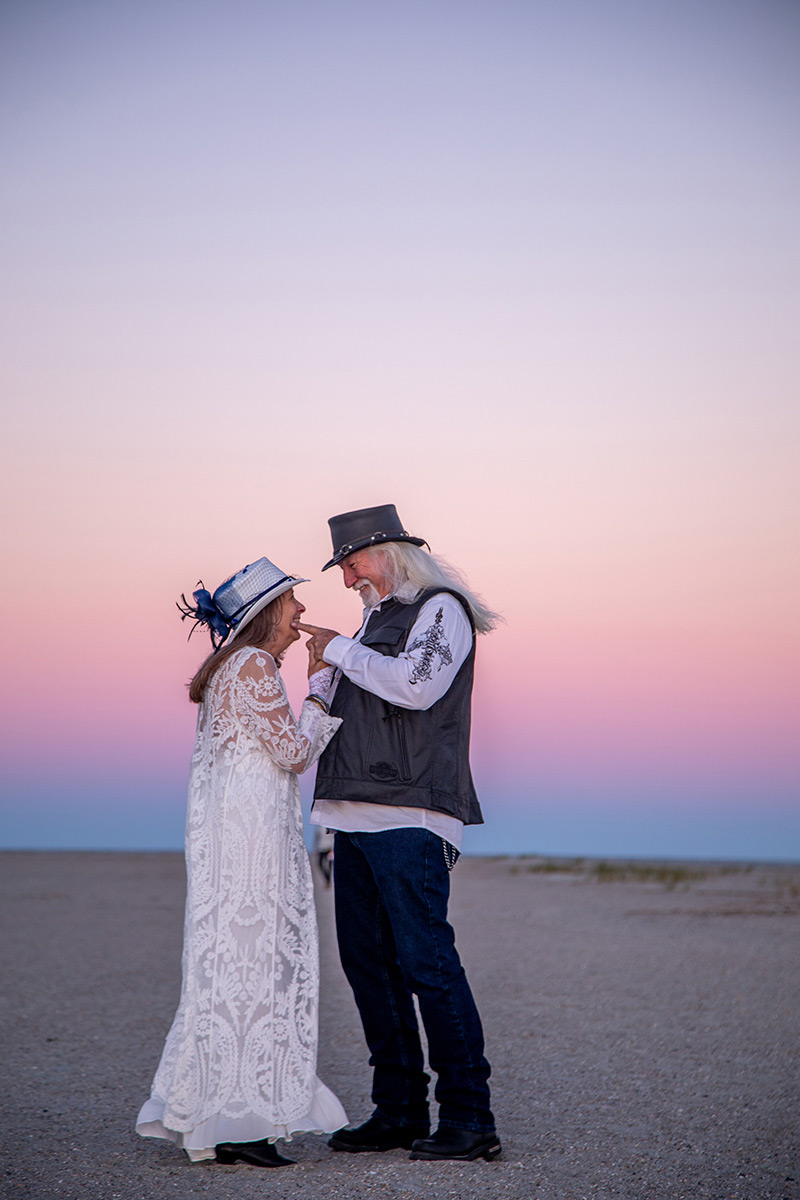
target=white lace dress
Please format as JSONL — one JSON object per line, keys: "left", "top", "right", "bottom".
{"left": 136, "top": 647, "right": 347, "bottom": 1160}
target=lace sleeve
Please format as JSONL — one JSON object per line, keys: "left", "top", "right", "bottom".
{"left": 229, "top": 649, "right": 342, "bottom": 774}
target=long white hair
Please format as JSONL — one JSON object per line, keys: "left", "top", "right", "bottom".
{"left": 369, "top": 542, "right": 502, "bottom": 634}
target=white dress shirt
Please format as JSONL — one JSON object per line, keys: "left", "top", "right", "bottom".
{"left": 310, "top": 590, "right": 473, "bottom": 849}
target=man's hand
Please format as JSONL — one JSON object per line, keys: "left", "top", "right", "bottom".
{"left": 297, "top": 623, "right": 340, "bottom": 671}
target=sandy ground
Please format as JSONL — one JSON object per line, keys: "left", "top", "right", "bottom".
{"left": 1, "top": 850, "right": 798, "bottom": 1200}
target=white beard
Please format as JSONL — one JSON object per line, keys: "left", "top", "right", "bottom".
{"left": 355, "top": 581, "right": 382, "bottom": 609}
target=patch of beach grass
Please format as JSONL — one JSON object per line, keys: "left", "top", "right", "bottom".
{"left": 590, "top": 860, "right": 709, "bottom": 889}
{"left": 506, "top": 857, "right": 586, "bottom": 876}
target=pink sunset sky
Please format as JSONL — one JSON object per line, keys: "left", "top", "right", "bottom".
{"left": 1, "top": 0, "right": 798, "bottom": 858}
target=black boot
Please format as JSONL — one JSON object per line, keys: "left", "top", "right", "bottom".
{"left": 329, "top": 1115, "right": 430, "bottom": 1153}
{"left": 409, "top": 1127, "right": 501, "bottom": 1161}
{"left": 215, "top": 1138, "right": 296, "bottom": 1167}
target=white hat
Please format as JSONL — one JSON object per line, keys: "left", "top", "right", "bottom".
{"left": 178, "top": 556, "right": 309, "bottom": 647}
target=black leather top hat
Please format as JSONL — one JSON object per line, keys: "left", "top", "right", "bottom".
{"left": 322, "top": 504, "right": 428, "bottom": 571}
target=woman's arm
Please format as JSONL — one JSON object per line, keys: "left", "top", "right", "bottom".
{"left": 231, "top": 649, "right": 341, "bottom": 773}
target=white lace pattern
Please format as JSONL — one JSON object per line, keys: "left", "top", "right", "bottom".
{"left": 137, "top": 648, "right": 345, "bottom": 1153}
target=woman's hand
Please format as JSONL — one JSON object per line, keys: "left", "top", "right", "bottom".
{"left": 306, "top": 642, "right": 329, "bottom": 678}
{"left": 297, "top": 622, "right": 339, "bottom": 675}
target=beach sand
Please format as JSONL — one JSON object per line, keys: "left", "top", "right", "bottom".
{"left": 1, "top": 850, "right": 798, "bottom": 1200}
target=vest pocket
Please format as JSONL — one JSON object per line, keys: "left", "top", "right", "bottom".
{"left": 377, "top": 705, "right": 412, "bottom": 783}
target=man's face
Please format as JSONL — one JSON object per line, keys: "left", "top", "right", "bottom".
{"left": 340, "top": 548, "right": 392, "bottom": 608}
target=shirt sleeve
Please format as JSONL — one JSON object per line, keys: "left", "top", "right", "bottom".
{"left": 323, "top": 593, "right": 473, "bottom": 711}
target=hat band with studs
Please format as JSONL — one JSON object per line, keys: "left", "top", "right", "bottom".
{"left": 334, "top": 531, "right": 411, "bottom": 558}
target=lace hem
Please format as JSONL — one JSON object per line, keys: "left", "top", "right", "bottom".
{"left": 136, "top": 1077, "right": 347, "bottom": 1155}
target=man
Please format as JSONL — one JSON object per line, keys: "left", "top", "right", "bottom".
{"left": 298, "top": 504, "right": 501, "bottom": 1163}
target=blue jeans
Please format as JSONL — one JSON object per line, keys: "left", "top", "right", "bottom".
{"left": 333, "top": 828, "right": 495, "bottom": 1135}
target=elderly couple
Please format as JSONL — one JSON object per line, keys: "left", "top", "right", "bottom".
{"left": 136, "top": 504, "right": 502, "bottom": 1168}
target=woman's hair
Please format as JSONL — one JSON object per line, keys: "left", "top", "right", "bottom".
{"left": 370, "top": 542, "right": 502, "bottom": 634}
{"left": 188, "top": 594, "right": 285, "bottom": 704}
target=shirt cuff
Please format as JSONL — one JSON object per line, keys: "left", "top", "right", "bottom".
{"left": 322, "top": 634, "right": 355, "bottom": 667}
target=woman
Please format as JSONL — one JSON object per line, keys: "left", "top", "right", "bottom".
{"left": 136, "top": 556, "right": 347, "bottom": 1167}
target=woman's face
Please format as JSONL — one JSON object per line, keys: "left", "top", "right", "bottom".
{"left": 268, "top": 589, "right": 306, "bottom": 655}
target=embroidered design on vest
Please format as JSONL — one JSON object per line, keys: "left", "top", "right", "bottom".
{"left": 369, "top": 761, "right": 398, "bottom": 781}
{"left": 407, "top": 606, "right": 454, "bottom": 684}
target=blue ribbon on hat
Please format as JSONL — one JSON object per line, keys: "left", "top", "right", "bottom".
{"left": 177, "top": 584, "right": 232, "bottom": 648}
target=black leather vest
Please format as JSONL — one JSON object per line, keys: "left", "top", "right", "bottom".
{"left": 313, "top": 589, "right": 483, "bottom": 826}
